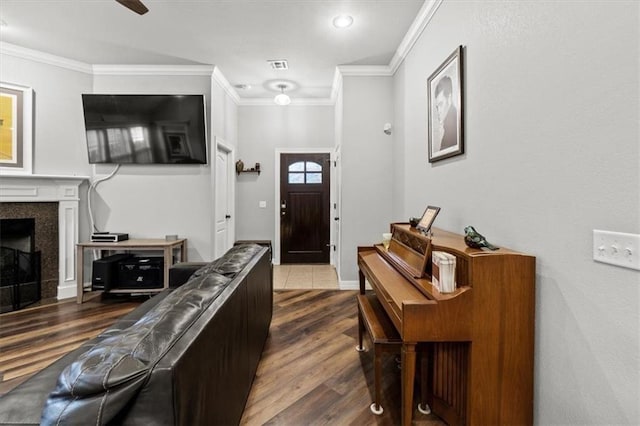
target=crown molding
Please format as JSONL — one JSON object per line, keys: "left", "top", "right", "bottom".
{"left": 0, "top": 42, "right": 93, "bottom": 74}
{"left": 388, "top": 0, "right": 443, "bottom": 74}
{"left": 238, "top": 98, "right": 335, "bottom": 107}
{"left": 212, "top": 66, "right": 241, "bottom": 105}
{"left": 331, "top": 0, "right": 441, "bottom": 82}
{"left": 2, "top": 0, "right": 442, "bottom": 107}
{"left": 92, "top": 64, "right": 215, "bottom": 76}
{"left": 337, "top": 65, "right": 393, "bottom": 77}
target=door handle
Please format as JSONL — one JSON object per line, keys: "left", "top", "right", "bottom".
{"left": 334, "top": 217, "right": 340, "bottom": 221}
{"left": 225, "top": 215, "right": 231, "bottom": 219}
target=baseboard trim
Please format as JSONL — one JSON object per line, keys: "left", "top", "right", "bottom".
{"left": 339, "top": 280, "right": 358, "bottom": 290}
{"left": 339, "top": 279, "right": 373, "bottom": 291}
{"left": 57, "top": 283, "right": 77, "bottom": 300}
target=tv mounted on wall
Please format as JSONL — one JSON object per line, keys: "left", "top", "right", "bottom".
{"left": 81, "top": 94, "right": 207, "bottom": 164}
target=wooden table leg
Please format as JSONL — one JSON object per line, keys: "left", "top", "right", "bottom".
{"left": 163, "top": 246, "right": 171, "bottom": 290}
{"left": 401, "top": 343, "right": 417, "bottom": 426}
{"left": 358, "top": 269, "right": 365, "bottom": 294}
{"left": 180, "top": 240, "right": 187, "bottom": 262}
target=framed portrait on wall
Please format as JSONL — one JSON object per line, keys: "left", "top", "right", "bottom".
{"left": 427, "top": 45, "right": 464, "bottom": 163}
{"left": 0, "top": 82, "right": 33, "bottom": 174}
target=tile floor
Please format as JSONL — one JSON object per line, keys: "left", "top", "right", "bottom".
{"left": 273, "top": 264, "right": 339, "bottom": 289}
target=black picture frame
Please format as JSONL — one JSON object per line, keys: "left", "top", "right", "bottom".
{"left": 427, "top": 45, "right": 464, "bottom": 163}
{"left": 417, "top": 205, "right": 441, "bottom": 234}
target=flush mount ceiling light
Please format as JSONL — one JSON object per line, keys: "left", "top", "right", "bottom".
{"left": 274, "top": 84, "right": 291, "bottom": 106}
{"left": 332, "top": 15, "right": 353, "bottom": 29}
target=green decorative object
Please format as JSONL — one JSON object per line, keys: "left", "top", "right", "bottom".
{"left": 464, "top": 226, "right": 499, "bottom": 250}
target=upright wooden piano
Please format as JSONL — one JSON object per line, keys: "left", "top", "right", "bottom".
{"left": 357, "top": 223, "right": 536, "bottom": 425}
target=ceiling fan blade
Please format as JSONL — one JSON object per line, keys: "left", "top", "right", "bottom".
{"left": 115, "top": 0, "right": 149, "bottom": 15}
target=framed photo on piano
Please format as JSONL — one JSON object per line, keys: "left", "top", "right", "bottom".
{"left": 417, "top": 206, "right": 440, "bottom": 234}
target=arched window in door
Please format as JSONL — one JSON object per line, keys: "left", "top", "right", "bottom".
{"left": 288, "top": 161, "right": 323, "bottom": 184}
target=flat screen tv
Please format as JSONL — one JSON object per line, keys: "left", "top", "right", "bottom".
{"left": 81, "top": 94, "right": 207, "bottom": 164}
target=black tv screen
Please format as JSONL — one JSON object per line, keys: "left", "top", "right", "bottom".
{"left": 81, "top": 94, "right": 207, "bottom": 164}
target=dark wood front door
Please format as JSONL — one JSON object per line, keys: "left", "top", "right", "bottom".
{"left": 280, "top": 153, "right": 330, "bottom": 264}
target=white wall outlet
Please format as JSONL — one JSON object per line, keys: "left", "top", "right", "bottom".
{"left": 593, "top": 230, "right": 640, "bottom": 271}
{"left": 259, "top": 201, "right": 267, "bottom": 208}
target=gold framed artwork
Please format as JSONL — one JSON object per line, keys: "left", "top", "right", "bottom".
{"left": 0, "top": 82, "right": 34, "bottom": 174}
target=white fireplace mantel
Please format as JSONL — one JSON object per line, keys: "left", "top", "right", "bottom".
{"left": 0, "top": 174, "right": 89, "bottom": 300}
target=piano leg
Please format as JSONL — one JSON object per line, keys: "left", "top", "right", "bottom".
{"left": 356, "top": 303, "right": 366, "bottom": 352}
{"left": 401, "top": 343, "right": 417, "bottom": 426}
{"left": 418, "top": 349, "right": 432, "bottom": 415}
{"left": 372, "top": 343, "right": 383, "bottom": 414}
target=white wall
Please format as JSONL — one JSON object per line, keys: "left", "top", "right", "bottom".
{"left": 391, "top": 65, "right": 406, "bottom": 220}
{"left": 340, "top": 76, "right": 395, "bottom": 282}
{"left": 0, "top": 54, "right": 93, "bottom": 177}
{"left": 91, "top": 73, "right": 232, "bottom": 262}
{"left": 235, "top": 105, "right": 334, "bottom": 250}
{"left": 210, "top": 76, "right": 238, "bottom": 148}
{"left": 1, "top": 50, "right": 239, "bottom": 263}
{"left": 0, "top": 53, "right": 95, "bottom": 249}
{"left": 394, "top": 1, "right": 639, "bottom": 423}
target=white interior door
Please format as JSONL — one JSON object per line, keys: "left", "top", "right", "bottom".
{"left": 215, "top": 143, "right": 233, "bottom": 258}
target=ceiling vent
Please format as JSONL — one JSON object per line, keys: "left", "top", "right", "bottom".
{"left": 268, "top": 59, "right": 289, "bottom": 70}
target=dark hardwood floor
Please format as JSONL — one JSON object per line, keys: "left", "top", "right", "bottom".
{"left": 0, "top": 293, "right": 144, "bottom": 394}
{"left": 0, "top": 290, "right": 445, "bottom": 425}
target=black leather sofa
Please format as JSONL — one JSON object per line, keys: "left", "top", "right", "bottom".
{"left": 0, "top": 243, "right": 272, "bottom": 425}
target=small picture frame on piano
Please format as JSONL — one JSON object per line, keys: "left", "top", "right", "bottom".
{"left": 417, "top": 206, "right": 441, "bottom": 235}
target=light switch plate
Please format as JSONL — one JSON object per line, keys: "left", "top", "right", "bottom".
{"left": 259, "top": 201, "right": 267, "bottom": 208}
{"left": 593, "top": 230, "right": 640, "bottom": 271}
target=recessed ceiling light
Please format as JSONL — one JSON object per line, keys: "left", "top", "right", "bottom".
{"left": 332, "top": 15, "right": 353, "bottom": 29}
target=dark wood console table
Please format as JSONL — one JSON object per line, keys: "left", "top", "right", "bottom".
{"left": 76, "top": 238, "right": 187, "bottom": 304}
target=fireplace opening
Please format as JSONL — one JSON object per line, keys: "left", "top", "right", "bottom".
{"left": 1, "top": 218, "right": 42, "bottom": 313}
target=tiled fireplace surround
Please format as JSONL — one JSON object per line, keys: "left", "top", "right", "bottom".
{"left": 0, "top": 175, "right": 87, "bottom": 301}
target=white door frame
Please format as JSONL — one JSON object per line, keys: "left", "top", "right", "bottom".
{"left": 274, "top": 147, "right": 335, "bottom": 265}
{"left": 214, "top": 136, "right": 235, "bottom": 258}
{"left": 333, "top": 145, "right": 342, "bottom": 278}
